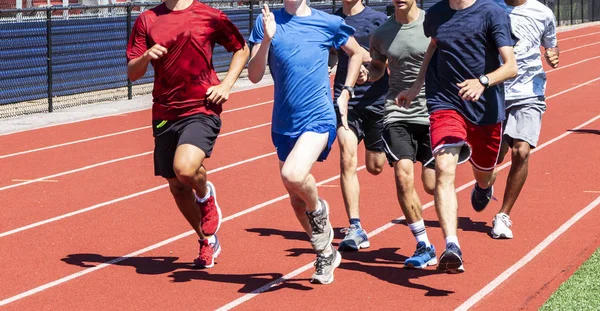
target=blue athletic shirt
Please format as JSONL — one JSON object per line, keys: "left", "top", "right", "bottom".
{"left": 249, "top": 8, "right": 355, "bottom": 136}
{"left": 423, "top": 0, "right": 518, "bottom": 125}
{"left": 333, "top": 6, "right": 389, "bottom": 107}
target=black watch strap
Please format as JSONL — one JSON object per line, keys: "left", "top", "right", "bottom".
{"left": 342, "top": 86, "right": 355, "bottom": 98}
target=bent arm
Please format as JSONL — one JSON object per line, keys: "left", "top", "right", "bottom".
{"left": 127, "top": 55, "right": 151, "bottom": 82}
{"left": 247, "top": 41, "right": 271, "bottom": 83}
{"left": 340, "top": 36, "right": 363, "bottom": 88}
{"left": 486, "top": 45, "right": 517, "bottom": 86}
{"left": 222, "top": 44, "right": 250, "bottom": 87}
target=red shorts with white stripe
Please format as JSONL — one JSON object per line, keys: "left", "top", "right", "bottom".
{"left": 429, "top": 109, "right": 502, "bottom": 171}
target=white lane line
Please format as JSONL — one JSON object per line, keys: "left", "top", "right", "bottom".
{"left": 0, "top": 152, "right": 277, "bottom": 239}
{"left": 0, "top": 166, "right": 366, "bottom": 306}
{"left": 559, "top": 31, "right": 600, "bottom": 41}
{"left": 0, "top": 122, "right": 271, "bottom": 192}
{"left": 455, "top": 195, "right": 600, "bottom": 311}
{"left": 546, "top": 55, "right": 600, "bottom": 73}
{"left": 560, "top": 41, "right": 600, "bottom": 53}
{"left": 0, "top": 126, "right": 150, "bottom": 159}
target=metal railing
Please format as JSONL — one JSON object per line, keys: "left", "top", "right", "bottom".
{"left": 0, "top": 0, "right": 598, "bottom": 118}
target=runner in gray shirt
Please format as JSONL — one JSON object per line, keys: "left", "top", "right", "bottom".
{"left": 491, "top": 0, "right": 559, "bottom": 239}
{"left": 358, "top": 0, "right": 437, "bottom": 270}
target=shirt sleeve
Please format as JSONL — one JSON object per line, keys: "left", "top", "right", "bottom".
{"left": 248, "top": 14, "right": 265, "bottom": 45}
{"left": 423, "top": 11, "right": 433, "bottom": 38}
{"left": 215, "top": 11, "right": 246, "bottom": 52}
{"left": 541, "top": 12, "right": 558, "bottom": 48}
{"left": 332, "top": 19, "right": 355, "bottom": 50}
{"left": 126, "top": 15, "right": 148, "bottom": 62}
{"left": 369, "top": 32, "right": 387, "bottom": 63}
{"left": 489, "top": 12, "right": 519, "bottom": 49}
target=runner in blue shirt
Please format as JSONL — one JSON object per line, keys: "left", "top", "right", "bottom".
{"left": 247, "top": 2, "right": 363, "bottom": 285}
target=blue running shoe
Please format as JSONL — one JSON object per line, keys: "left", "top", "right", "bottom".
{"left": 437, "top": 242, "right": 464, "bottom": 273}
{"left": 471, "top": 184, "right": 494, "bottom": 212}
{"left": 404, "top": 242, "right": 437, "bottom": 269}
{"left": 338, "top": 224, "right": 370, "bottom": 251}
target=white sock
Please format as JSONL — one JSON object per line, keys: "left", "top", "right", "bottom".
{"left": 202, "top": 235, "right": 216, "bottom": 244}
{"left": 408, "top": 219, "right": 431, "bottom": 247}
{"left": 311, "top": 201, "right": 323, "bottom": 216}
{"left": 445, "top": 235, "right": 460, "bottom": 248}
{"left": 196, "top": 186, "right": 211, "bottom": 203}
{"left": 321, "top": 244, "right": 333, "bottom": 256}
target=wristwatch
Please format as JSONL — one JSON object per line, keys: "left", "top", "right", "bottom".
{"left": 342, "top": 86, "right": 355, "bottom": 98}
{"left": 478, "top": 75, "right": 490, "bottom": 88}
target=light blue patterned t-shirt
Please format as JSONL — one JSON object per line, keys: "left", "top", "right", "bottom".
{"left": 495, "top": 0, "right": 558, "bottom": 105}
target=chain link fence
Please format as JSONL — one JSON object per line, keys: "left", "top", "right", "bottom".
{"left": 1, "top": 0, "right": 599, "bottom": 118}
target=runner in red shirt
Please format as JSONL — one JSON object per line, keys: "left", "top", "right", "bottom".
{"left": 126, "top": 0, "right": 249, "bottom": 268}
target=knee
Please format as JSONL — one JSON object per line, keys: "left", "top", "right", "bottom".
{"left": 173, "top": 161, "right": 204, "bottom": 185}
{"left": 366, "top": 162, "right": 384, "bottom": 176}
{"left": 435, "top": 159, "right": 456, "bottom": 187}
{"left": 511, "top": 143, "right": 531, "bottom": 163}
{"left": 394, "top": 165, "right": 415, "bottom": 193}
{"left": 281, "top": 167, "right": 307, "bottom": 191}
{"left": 423, "top": 178, "right": 436, "bottom": 196}
{"left": 339, "top": 147, "right": 358, "bottom": 173}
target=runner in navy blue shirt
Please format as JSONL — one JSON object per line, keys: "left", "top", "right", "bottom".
{"left": 404, "top": 0, "right": 518, "bottom": 273}
{"left": 247, "top": 1, "right": 363, "bottom": 284}
{"left": 329, "top": 1, "right": 389, "bottom": 253}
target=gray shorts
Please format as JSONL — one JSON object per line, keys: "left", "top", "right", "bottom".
{"left": 503, "top": 97, "right": 546, "bottom": 148}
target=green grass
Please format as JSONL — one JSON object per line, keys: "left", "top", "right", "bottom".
{"left": 540, "top": 247, "right": 600, "bottom": 311}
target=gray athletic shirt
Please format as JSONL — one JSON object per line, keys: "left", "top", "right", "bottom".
{"left": 370, "top": 10, "right": 430, "bottom": 125}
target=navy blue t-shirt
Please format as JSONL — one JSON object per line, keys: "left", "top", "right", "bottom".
{"left": 423, "top": 0, "right": 518, "bottom": 125}
{"left": 333, "top": 6, "right": 389, "bottom": 107}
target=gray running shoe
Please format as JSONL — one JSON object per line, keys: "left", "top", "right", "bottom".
{"left": 310, "top": 247, "right": 342, "bottom": 284}
{"left": 306, "top": 199, "right": 334, "bottom": 253}
{"left": 338, "top": 224, "right": 370, "bottom": 251}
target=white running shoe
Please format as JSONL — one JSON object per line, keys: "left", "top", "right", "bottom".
{"left": 491, "top": 213, "right": 513, "bottom": 239}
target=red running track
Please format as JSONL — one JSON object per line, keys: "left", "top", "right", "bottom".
{"left": 0, "top": 23, "right": 599, "bottom": 311}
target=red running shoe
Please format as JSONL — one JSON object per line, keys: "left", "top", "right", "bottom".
{"left": 193, "top": 235, "right": 221, "bottom": 268}
{"left": 197, "top": 181, "right": 222, "bottom": 236}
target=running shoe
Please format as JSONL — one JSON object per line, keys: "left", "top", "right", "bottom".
{"left": 338, "top": 224, "right": 370, "bottom": 251}
{"left": 404, "top": 242, "right": 437, "bottom": 269}
{"left": 197, "top": 181, "right": 222, "bottom": 236}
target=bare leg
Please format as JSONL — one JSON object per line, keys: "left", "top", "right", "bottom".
{"left": 433, "top": 148, "right": 461, "bottom": 240}
{"left": 499, "top": 140, "right": 531, "bottom": 215}
{"left": 365, "top": 150, "right": 386, "bottom": 175}
{"left": 337, "top": 127, "right": 361, "bottom": 220}
{"left": 171, "top": 144, "right": 210, "bottom": 239}
{"left": 279, "top": 131, "right": 328, "bottom": 224}
{"left": 393, "top": 159, "right": 424, "bottom": 224}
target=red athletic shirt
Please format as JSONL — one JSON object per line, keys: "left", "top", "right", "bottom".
{"left": 126, "top": 1, "right": 245, "bottom": 120}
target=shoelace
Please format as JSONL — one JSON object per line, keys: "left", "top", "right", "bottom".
{"left": 198, "top": 240, "right": 214, "bottom": 262}
{"left": 314, "top": 254, "right": 333, "bottom": 274}
{"left": 308, "top": 212, "right": 327, "bottom": 234}
{"left": 340, "top": 225, "right": 359, "bottom": 237}
{"left": 498, "top": 214, "right": 513, "bottom": 227}
{"left": 413, "top": 244, "right": 428, "bottom": 257}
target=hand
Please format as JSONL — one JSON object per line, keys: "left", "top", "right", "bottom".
{"left": 395, "top": 86, "right": 419, "bottom": 108}
{"left": 262, "top": 4, "right": 276, "bottom": 41}
{"left": 457, "top": 79, "right": 485, "bottom": 102}
{"left": 206, "top": 82, "right": 233, "bottom": 105}
{"left": 143, "top": 44, "right": 167, "bottom": 61}
{"left": 337, "top": 91, "right": 350, "bottom": 130}
{"left": 356, "top": 65, "right": 369, "bottom": 84}
{"left": 545, "top": 48, "right": 559, "bottom": 68}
